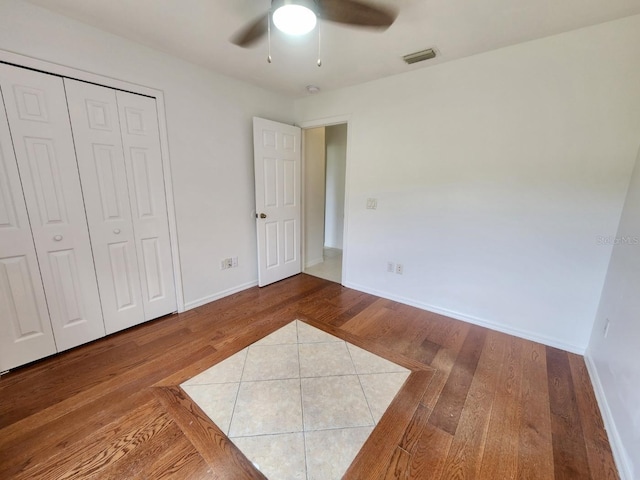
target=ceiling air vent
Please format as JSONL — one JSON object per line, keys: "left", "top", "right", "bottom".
{"left": 403, "top": 48, "right": 436, "bottom": 65}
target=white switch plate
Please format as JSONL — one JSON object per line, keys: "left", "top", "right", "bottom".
{"left": 366, "top": 198, "right": 377, "bottom": 210}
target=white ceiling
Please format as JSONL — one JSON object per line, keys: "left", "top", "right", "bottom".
{"left": 26, "top": 0, "right": 640, "bottom": 98}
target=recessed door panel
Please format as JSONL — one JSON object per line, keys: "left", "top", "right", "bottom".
{"left": 284, "top": 219, "right": 296, "bottom": 264}
{"left": 129, "top": 147, "right": 154, "bottom": 218}
{"left": 48, "top": 249, "right": 84, "bottom": 326}
{"left": 1, "top": 64, "right": 105, "bottom": 351}
{"left": 253, "top": 117, "right": 301, "bottom": 286}
{"left": 117, "top": 90, "right": 176, "bottom": 320}
{"left": 141, "top": 237, "right": 164, "bottom": 300}
{"left": 0, "top": 82, "right": 57, "bottom": 371}
{"left": 264, "top": 158, "right": 278, "bottom": 207}
{"left": 1, "top": 255, "right": 46, "bottom": 339}
{"left": 0, "top": 146, "right": 19, "bottom": 229}
{"left": 283, "top": 159, "right": 296, "bottom": 207}
{"left": 24, "top": 137, "right": 67, "bottom": 225}
{"left": 93, "top": 144, "right": 123, "bottom": 221}
{"left": 108, "top": 241, "right": 135, "bottom": 310}
{"left": 65, "top": 78, "right": 145, "bottom": 334}
{"left": 265, "top": 221, "right": 279, "bottom": 269}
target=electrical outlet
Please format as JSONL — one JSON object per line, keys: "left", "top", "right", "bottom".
{"left": 603, "top": 318, "right": 611, "bottom": 338}
{"left": 387, "top": 262, "right": 395, "bottom": 273}
{"left": 221, "top": 257, "right": 233, "bottom": 270}
{"left": 395, "top": 263, "right": 403, "bottom": 275}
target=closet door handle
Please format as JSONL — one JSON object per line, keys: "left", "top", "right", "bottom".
{"left": 113, "top": 229, "right": 121, "bottom": 235}
{"left": 53, "top": 235, "right": 63, "bottom": 241}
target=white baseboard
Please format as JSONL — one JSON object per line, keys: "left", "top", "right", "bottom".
{"left": 343, "top": 281, "right": 586, "bottom": 354}
{"left": 584, "top": 353, "right": 632, "bottom": 480}
{"left": 183, "top": 280, "right": 258, "bottom": 311}
{"left": 305, "top": 257, "right": 324, "bottom": 269}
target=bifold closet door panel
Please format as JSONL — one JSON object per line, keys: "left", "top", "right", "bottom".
{"left": 0, "top": 85, "right": 57, "bottom": 371}
{"left": 116, "top": 91, "right": 176, "bottom": 320}
{"left": 65, "top": 79, "right": 145, "bottom": 335}
{"left": 0, "top": 64, "right": 105, "bottom": 351}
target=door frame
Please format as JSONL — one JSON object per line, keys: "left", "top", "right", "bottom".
{"left": 0, "top": 49, "right": 185, "bottom": 312}
{"left": 299, "top": 114, "right": 351, "bottom": 285}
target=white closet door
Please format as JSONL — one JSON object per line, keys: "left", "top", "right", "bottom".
{"left": 0, "top": 85, "right": 57, "bottom": 371}
{"left": 65, "top": 79, "right": 145, "bottom": 335}
{"left": 116, "top": 91, "right": 176, "bottom": 319}
{"left": 0, "top": 64, "right": 105, "bottom": 351}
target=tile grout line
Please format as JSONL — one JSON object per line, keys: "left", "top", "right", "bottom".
{"left": 347, "top": 343, "right": 377, "bottom": 427}
{"left": 227, "top": 348, "right": 249, "bottom": 436}
{"left": 296, "top": 320, "right": 311, "bottom": 480}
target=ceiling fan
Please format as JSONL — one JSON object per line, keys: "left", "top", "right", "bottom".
{"left": 231, "top": 0, "right": 398, "bottom": 48}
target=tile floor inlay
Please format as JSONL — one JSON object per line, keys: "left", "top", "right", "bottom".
{"left": 181, "top": 320, "right": 410, "bottom": 480}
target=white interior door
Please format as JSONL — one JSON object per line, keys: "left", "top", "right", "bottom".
{"left": 65, "top": 79, "right": 145, "bottom": 335}
{"left": 0, "top": 84, "right": 57, "bottom": 371}
{"left": 116, "top": 90, "right": 176, "bottom": 320}
{"left": 253, "top": 117, "right": 301, "bottom": 287}
{"left": 0, "top": 63, "right": 105, "bottom": 351}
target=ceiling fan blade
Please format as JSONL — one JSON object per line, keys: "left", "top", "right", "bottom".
{"left": 231, "top": 13, "right": 269, "bottom": 47}
{"left": 316, "top": 0, "right": 398, "bottom": 29}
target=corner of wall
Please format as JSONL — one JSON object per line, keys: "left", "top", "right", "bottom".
{"left": 583, "top": 350, "right": 633, "bottom": 480}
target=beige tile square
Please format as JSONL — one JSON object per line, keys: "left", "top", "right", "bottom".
{"left": 253, "top": 321, "right": 298, "bottom": 346}
{"left": 358, "top": 372, "right": 410, "bottom": 423}
{"left": 242, "top": 344, "right": 299, "bottom": 381}
{"left": 347, "top": 343, "right": 409, "bottom": 374}
{"left": 181, "top": 383, "right": 239, "bottom": 435}
{"left": 182, "top": 348, "right": 248, "bottom": 385}
{"left": 231, "top": 432, "right": 306, "bottom": 480}
{"left": 299, "top": 342, "right": 356, "bottom": 377}
{"left": 229, "top": 379, "right": 302, "bottom": 437}
{"left": 305, "top": 427, "right": 374, "bottom": 480}
{"left": 297, "top": 321, "right": 342, "bottom": 343}
{"left": 302, "top": 375, "right": 373, "bottom": 430}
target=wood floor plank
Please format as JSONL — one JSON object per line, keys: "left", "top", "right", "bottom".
{"left": 144, "top": 435, "right": 211, "bottom": 479}
{"left": 516, "top": 340, "right": 554, "bottom": 480}
{"left": 153, "top": 386, "right": 266, "bottom": 479}
{"left": 568, "top": 353, "right": 620, "bottom": 480}
{"left": 399, "top": 402, "right": 431, "bottom": 454}
{"left": 14, "top": 398, "right": 172, "bottom": 480}
{"left": 0, "top": 389, "right": 154, "bottom": 479}
{"left": 382, "top": 447, "right": 411, "bottom": 480}
{"left": 478, "top": 336, "right": 524, "bottom": 479}
{"left": 439, "top": 330, "right": 507, "bottom": 480}
{"left": 546, "top": 346, "right": 592, "bottom": 479}
{"left": 407, "top": 423, "right": 454, "bottom": 479}
{"left": 0, "top": 344, "right": 215, "bottom": 451}
{"left": 345, "top": 370, "right": 434, "bottom": 480}
{"left": 429, "top": 325, "right": 487, "bottom": 435}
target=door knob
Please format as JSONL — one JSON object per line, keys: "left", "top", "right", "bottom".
{"left": 53, "top": 235, "right": 63, "bottom": 241}
{"left": 258, "top": 213, "right": 267, "bottom": 219}
{"left": 113, "top": 229, "right": 121, "bottom": 234}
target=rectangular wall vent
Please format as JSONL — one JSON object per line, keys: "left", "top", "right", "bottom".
{"left": 403, "top": 48, "right": 436, "bottom": 65}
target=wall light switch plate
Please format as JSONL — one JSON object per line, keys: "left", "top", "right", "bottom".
{"left": 366, "top": 198, "right": 378, "bottom": 210}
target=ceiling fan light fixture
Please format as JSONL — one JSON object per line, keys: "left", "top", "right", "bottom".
{"left": 272, "top": 0, "right": 317, "bottom": 36}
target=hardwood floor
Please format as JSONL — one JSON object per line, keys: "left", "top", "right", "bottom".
{"left": 0, "top": 274, "right": 618, "bottom": 479}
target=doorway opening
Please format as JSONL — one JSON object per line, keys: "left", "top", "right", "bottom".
{"left": 303, "top": 123, "right": 347, "bottom": 284}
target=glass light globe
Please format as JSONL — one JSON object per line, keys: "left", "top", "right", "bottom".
{"left": 273, "top": 4, "right": 317, "bottom": 35}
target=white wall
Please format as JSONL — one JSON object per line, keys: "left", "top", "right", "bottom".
{"left": 324, "top": 124, "right": 347, "bottom": 249}
{"left": 586, "top": 146, "right": 640, "bottom": 480}
{"left": 303, "top": 127, "right": 326, "bottom": 267}
{"left": 295, "top": 15, "right": 640, "bottom": 353}
{"left": 0, "top": 0, "right": 295, "bottom": 309}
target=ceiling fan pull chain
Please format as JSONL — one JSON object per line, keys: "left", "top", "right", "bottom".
{"left": 267, "top": 11, "right": 273, "bottom": 63}
{"left": 317, "top": 22, "right": 322, "bottom": 67}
